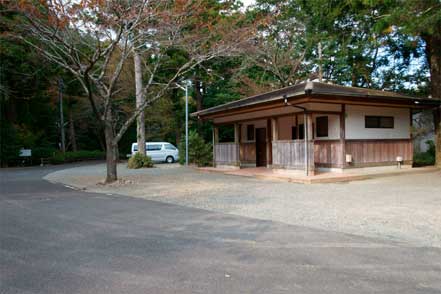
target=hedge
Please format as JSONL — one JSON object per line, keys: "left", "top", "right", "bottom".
{"left": 49, "top": 150, "right": 105, "bottom": 164}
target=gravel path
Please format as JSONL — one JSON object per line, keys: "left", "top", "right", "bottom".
{"left": 45, "top": 163, "right": 441, "bottom": 247}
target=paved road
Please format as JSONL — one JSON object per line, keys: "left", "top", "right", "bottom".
{"left": 1, "top": 165, "right": 440, "bottom": 294}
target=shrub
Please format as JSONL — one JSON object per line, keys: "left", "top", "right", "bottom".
{"left": 0, "top": 121, "right": 19, "bottom": 167}
{"left": 127, "top": 152, "right": 154, "bottom": 169}
{"left": 32, "top": 147, "right": 57, "bottom": 161}
{"left": 413, "top": 140, "right": 435, "bottom": 167}
{"left": 49, "top": 150, "right": 105, "bottom": 164}
{"left": 178, "top": 130, "right": 212, "bottom": 167}
{"left": 426, "top": 140, "right": 435, "bottom": 158}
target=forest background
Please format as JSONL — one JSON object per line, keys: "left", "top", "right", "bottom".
{"left": 1, "top": 0, "right": 439, "bottom": 174}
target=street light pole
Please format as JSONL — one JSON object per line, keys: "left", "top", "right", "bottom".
{"left": 176, "top": 82, "right": 189, "bottom": 166}
{"left": 58, "top": 78, "right": 66, "bottom": 154}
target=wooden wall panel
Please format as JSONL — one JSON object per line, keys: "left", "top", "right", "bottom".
{"left": 314, "top": 140, "right": 343, "bottom": 167}
{"left": 240, "top": 142, "right": 256, "bottom": 163}
{"left": 345, "top": 139, "right": 413, "bottom": 164}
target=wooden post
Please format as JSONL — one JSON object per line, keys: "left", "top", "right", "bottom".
{"left": 305, "top": 112, "right": 314, "bottom": 175}
{"left": 340, "top": 104, "right": 346, "bottom": 168}
{"left": 295, "top": 114, "right": 299, "bottom": 139}
{"left": 234, "top": 123, "right": 240, "bottom": 166}
{"left": 271, "top": 118, "right": 278, "bottom": 141}
{"left": 267, "top": 119, "right": 272, "bottom": 166}
{"left": 271, "top": 118, "right": 278, "bottom": 168}
{"left": 306, "top": 112, "right": 313, "bottom": 140}
{"left": 213, "top": 126, "right": 219, "bottom": 167}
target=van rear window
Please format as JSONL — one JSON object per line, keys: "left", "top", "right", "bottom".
{"left": 165, "top": 144, "right": 176, "bottom": 150}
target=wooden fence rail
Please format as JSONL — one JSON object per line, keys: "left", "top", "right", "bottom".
{"left": 215, "top": 143, "right": 239, "bottom": 166}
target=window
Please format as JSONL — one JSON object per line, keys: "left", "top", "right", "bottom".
{"left": 247, "top": 125, "right": 255, "bottom": 141}
{"left": 316, "top": 116, "right": 328, "bottom": 137}
{"left": 365, "top": 116, "right": 394, "bottom": 128}
{"left": 147, "top": 144, "right": 162, "bottom": 151}
{"left": 298, "top": 124, "right": 305, "bottom": 139}
{"left": 291, "top": 126, "right": 297, "bottom": 140}
{"left": 165, "top": 143, "right": 177, "bottom": 150}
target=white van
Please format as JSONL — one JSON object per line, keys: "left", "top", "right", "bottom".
{"left": 131, "top": 142, "right": 179, "bottom": 163}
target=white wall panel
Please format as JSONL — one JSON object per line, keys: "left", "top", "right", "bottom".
{"left": 345, "top": 105, "right": 410, "bottom": 139}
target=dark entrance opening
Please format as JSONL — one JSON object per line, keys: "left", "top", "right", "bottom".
{"left": 255, "top": 128, "right": 267, "bottom": 167}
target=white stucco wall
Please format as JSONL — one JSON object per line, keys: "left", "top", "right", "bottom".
{"left": 345, "top": 105, "right": 410, "bottom": 139}
{"left": 214, "top": 103, "right": 411, "bottom": 141}
{"left": 237, "top": 113, "right": 342, "bottom": 141}
{"left": 313, "top": 114, "right": 340, "bottom": 140}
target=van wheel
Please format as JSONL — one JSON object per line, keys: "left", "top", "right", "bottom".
{"left": 166, "top": 156, "right": 174, "bottom": 163}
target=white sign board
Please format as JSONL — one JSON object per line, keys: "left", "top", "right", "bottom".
{"left": 19, "top": 149, "right": 32, "bottom": 157}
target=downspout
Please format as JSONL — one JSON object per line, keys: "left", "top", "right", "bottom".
{"left": 284, "top": 95, "right": 309, "bottom": 176}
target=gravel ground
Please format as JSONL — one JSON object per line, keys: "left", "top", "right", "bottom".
{"left": 45, "top": 162, "right": 441, "bottom": 247}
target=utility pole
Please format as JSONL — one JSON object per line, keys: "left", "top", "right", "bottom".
{"left": 58, "top": 78, "right": 66, "bottom": 153}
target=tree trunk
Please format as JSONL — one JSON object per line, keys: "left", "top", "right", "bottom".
{"left": 134, "top": 49, "right": 146, "bottom": 155}
{"left": 318, "top": 42, "right": 323, "bottom": 82}
{"left": 6, "top": 98, "right": 17, "bottom": 122}
{"left": 435, "top": 107, "right": 441, "bottom": 167}
{"left": 104, "top": 109, "right": 118, "bottom": 183}
{"left": 194, "top": 79, "right": 203, "bottom": 111}
{"left": 423, "top": 33, "right": 441, "bottom": 167}
{"left": 104, "top": 127, "right": 118, "bottom": 183}
{"left": 171, "top": 88, "right": 182, "bottom": 145}
{"left": 68, "top": 108, "right": 78, "bottom": 152}
{"left": 176, "top": 131, "right": 181, "bottom": 146}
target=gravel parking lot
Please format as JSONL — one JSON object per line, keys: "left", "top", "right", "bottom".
{"left": 45, "top": 163, "right": 441, "bottom": 247}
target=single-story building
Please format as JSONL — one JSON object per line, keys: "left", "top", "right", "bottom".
{"left": 193, "top": 81, "right": 440, "bottom": 175}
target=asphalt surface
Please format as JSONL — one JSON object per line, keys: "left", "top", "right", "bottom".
{"left": 1, "top": 164, "right": 441, "bottom": 294}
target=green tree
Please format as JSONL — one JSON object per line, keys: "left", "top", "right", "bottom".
{"left": 0, "top": 121, "right": 19, "bottom": 167}
{"left": 10, "top": 0, "right": 259, "bottom": 182}
{"left": 374, "top": 0, "right": 441, "bottom": 166}
{"left": 178, "top": 130, "right": 212, "bottom": 167}
{"left": 1, "top": 8, "right": 59, "bottom": 161}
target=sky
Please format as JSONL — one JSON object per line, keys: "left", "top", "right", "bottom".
{"left": 242, "top": 0, "right": 255, "bottom": 7}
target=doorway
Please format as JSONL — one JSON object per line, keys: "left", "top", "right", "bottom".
{"left": 255, "top": 128, "right": 267, "bottom": 167}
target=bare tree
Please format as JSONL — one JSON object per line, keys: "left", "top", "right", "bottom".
{"left": 243, "top": 11, "right": 308, "bottom": 89}
{"left": 12, "top": 0, "right": 260, "bottom": 182}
